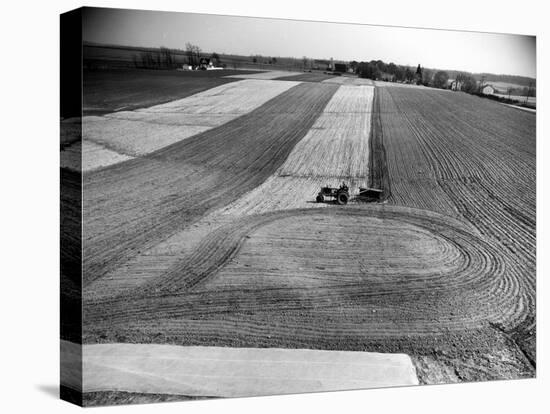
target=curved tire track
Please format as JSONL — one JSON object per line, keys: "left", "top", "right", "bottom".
{"left": 84, "top": 205, "right": 512, "bottom": 342}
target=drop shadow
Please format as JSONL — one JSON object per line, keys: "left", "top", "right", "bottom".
{"left": 36, "top": 384, "right": 59, "bottom": 399}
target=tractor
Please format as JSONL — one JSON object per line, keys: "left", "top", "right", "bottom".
{"left": 316, "top": 182, "right": 350, "bottom": 205}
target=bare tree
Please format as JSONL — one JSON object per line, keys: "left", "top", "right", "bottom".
{"left": 185, "top": 42, "right": 202, "bottom": 67}
{"left": 160, "top": 47, "right": 176, "bottom": 68}
{"left": 302, "top": 56, "right": 309, "bottom": 70}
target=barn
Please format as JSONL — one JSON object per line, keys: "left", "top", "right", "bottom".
{"left": 334, "top": 63, "right": 348, "bottom": 73}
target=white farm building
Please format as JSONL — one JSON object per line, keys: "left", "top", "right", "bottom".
{"left": 481, "top": 84, "right": 496, "bottom": 95}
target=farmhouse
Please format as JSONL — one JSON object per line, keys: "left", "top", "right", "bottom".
{"left": 313, "top": 59, "right": 331, "bottom": 71}
{"left": 199, "top": 57, "right": 213, "bottom": 70}
{"left": 481, "top": 84, "right": 495, "bottom": 95}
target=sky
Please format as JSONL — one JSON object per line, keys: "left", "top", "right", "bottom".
{"left": 82, "top": 7, "right": 536, "bottom": 78}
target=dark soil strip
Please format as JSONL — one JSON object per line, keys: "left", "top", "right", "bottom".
{"left": 274, "top": 73, "right": 335, "bottom": 82}
{"left": 83, "top": 69, "right": 250, "bottom": 116}
{"left": 83, "top": 82, "right": 339, "bottom": 285}
{"left": 368, "top": 87, "right": 391, "bottom": 200}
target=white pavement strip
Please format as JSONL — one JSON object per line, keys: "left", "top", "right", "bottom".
{"left": 61, "top": 341, "right": 418, "bottom": 397}
{"left": 224, "top": 70, "right": 303, "bottom": 80}
{"left": 61, "top": 79, "right": 299, "bottom": 172}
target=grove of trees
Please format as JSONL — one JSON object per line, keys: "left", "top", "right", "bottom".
{"left": 433, "top": 70, "right": 450, "bottom": 89}
{"left": 455, "top": 73, "right": 478, "bottom": 93}
{"left": 356, "top": 60, "right": 429, "bottom": 85}
{"left": 134, "top": 47, "right": 179, "bottom": 69}
{"left": 355, "top": 59, "right": 485, "bottom": 95}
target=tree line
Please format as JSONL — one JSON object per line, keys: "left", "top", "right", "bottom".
{"left": 353, "top": 60, "right": 479, "bottom": 92}
{"left": 133, "top": 42, "right": 224, "bottom": 69}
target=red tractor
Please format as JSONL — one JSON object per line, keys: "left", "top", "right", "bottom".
{"left": 316, "top": 182, "right": 350, "bottom": 205}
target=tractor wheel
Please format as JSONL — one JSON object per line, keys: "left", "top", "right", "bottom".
{"left": 316, "top": 195, "right": 324, "bottom": 203}
{"left": 337, "top": 192, "right": 349, "bottom": 205}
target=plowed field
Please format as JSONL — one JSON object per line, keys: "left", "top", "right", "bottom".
{"left": 82, "top": 81, "right": 338, "bottom": 285}
{"left": 84, "top": 84, "right": 374, "bottom": 299}
{"left": 77, "top": 80, "right": 299, "bottom": 171}
{"left": 84, "top": 206, "right": 534, "bottom": 382}
{"left": 323, "top": 77, "right": 374, "bottom": 86}
{"left": 82, "top": 79, "right": 535, "bottom": 386}
{"left": 225, "top": 70, "right": 303, "bottom": 80}
{"left": 222, "top": 84, "right": 374, "bottom": 215}
{"left": 275, "top": 73, "right": 335, "bottom": 82}
{"left": 377, "top": 85, "right": 536, "bottom": 364}
{"left": 82, "top": 68, "right": 249, "bottom": 116}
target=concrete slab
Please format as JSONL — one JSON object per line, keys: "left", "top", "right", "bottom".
{"left": 62, "top": 341, "right": 418, "bottom": 398}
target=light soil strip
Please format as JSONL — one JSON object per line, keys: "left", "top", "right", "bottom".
{"left": 61, "top": 340, "right": 418, "bottom": 398}
{"left": 322, "top": 77, "right": 374, "bottom": 86}
{"left": 220, "top": 84, "right": 374, "bottom": 215}
{"left": 374, "top": 80, "right": 454, "bottom": 92}
{"left": 76, "top": 79, "right": 299, "bottom": 172}
{"left": 224, "top": 70, "right": 304, "bottom": 80}
{"left": 85, "top": 84, "right": 374, "bottom": 299}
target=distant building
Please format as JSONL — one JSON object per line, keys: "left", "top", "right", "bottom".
{"left": 481, "top": 84, "right": 495, "bottom": 95}
{"left": 313, "top": 59, "right": 330, "bottom": 70}
{"left": 199, "top": 57, "right": 212, "bottom": 70}
{"left": 334, "top": 63, "right": 347, "bottom": 73}
{"left": 313, "top": 58, "right": 347, "bottom": 72}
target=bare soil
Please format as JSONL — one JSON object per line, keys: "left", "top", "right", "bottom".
{"left": 80, "top": 79, "right": 535, "bottom": 388}
{"left": 377, "top": 85, "right": 535, "bottom": 366}
{"left": 82, "top": 68, "right": 250, "bottom": 116}
{"left": 83, "top": 207, "right": 534, "bottom": 382}
{"left": 83, "top": 84, "right": 374, "bottom": 300}
{"left": 82, "top": 82, "right": 338, "bottom": 285}
{"left": 275, "top": 73, "right": 335, "bottom": 82}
